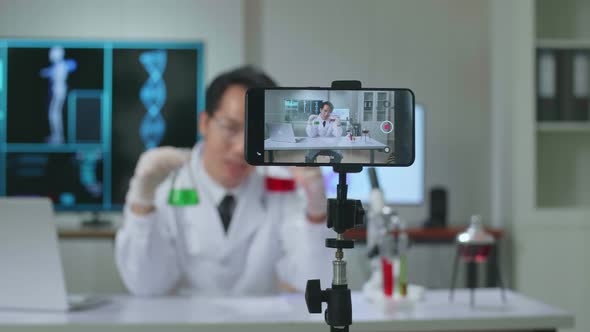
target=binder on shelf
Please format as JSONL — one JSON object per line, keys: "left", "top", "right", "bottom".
{"left": 558, "top": 50, "right": 575, "bottom": 121}
{"left": 537, "top": 48, "right": 590, "bottom": 122}
{"left": 572, "top": 50, "right": 590, "bottom": 121}
{"left": 537, "top": 49, "right": 559, "bottom": 121}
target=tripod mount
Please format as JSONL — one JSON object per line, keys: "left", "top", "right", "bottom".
{"left": 305, "top": 165, "right": 365, "bottom": 332}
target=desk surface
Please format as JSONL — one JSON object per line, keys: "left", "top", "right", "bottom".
{"left": 58, "top": 226, "right": 504, "bottom": 242}
{"left": 264, "top": 136, "right": 387, "bottom": 150}
{"left": 0, "top": 289, "right": 573, "bottom": 332}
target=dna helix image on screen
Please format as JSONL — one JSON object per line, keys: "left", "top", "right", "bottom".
{"left": 139, "top": 50, "right": 167, "bottom": 150}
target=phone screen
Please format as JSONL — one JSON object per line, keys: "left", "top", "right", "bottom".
{"left": 245, "top": 88, "right": 414, "bottom": 167}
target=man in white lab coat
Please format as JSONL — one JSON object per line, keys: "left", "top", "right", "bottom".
{"left": 305, "top": 101, "right": 344, "bottom": 163}
{"left": 116, "top": 67, "right": 333, "bottom": 296}
{"left": 305, "top": 101, "right": 343, "bottom": 138}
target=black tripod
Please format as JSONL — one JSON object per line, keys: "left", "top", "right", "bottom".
{"left": 305, "top": 80, "right": 366, "bottom": 332}
{"left": 305, "top": 165, "right": 365, "bottom": 332}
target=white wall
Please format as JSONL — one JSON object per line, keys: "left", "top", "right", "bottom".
{"left": 246, "top": 0, "right": 492, "bottom": 227}
{"left": 0, "top": 0, "right": 245, "bottom": 84}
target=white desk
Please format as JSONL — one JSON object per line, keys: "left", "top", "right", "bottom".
{"left": 264, "top": 136, "right": 388, "bottom": 163}
{"left": 0, "top": 289, "right": 573, "bottom": 332}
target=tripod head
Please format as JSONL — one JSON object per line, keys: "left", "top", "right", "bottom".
{"left": 327, "top": 165, "right": 365, "bottom": 235}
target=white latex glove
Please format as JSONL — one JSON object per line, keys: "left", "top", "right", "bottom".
{"left": 126, "top": 146, "right": 191, "bottom": 207}
{"left": 308, "top": 114, "right": 318, "bottom": 122}
{"left": 292, "top": 167, "right": 327, "bottom": 221}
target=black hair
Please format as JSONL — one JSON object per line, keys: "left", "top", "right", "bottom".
{"left": 205, "top": 66, "right": 277, "bottom": 116}
{"left": 320, "top": 101, "right": 334, "bottom": 111}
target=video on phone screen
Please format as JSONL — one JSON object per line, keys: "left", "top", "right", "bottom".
{"left": 263, "top": 89, "right": 412, "bottom": 164}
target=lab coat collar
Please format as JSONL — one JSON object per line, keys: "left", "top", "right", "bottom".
{"left": 187, "top": 143, "right": 266, "bottom": 254}
{"left": 190, "top": 143, "right": 247, "bottom": 207}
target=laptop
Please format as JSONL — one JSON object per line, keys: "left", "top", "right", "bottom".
{"left": 0, "top": 197, "right": 107, "bottom": 311}
{"left": 267, "top": 123, "right": 304, "bottom": 143}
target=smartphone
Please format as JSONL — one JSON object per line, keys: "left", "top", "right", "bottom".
{"left": 245, "top": 87, "right": 414, "bottom": 167}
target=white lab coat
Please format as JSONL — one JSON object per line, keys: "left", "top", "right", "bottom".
{"left": 306, "top": 115, "right": 343, "bottom": 137}
{"left": 115, "top": 144, "right": 334, "bottom": 296}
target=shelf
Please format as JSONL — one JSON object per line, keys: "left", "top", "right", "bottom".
{"left": 536, "top": 132, "right": 590, "bottom": 208}
{"left": 537, "top": 38, "right": 590, "bottom": 49}
{"left": 58, "top": 226, "right": 117, "bottom": 239}
{"left": 537, "top": 122, "right": 590, "bottom": 133}
{"left": 343, "top": 226, "right": 504, "bottom": 243}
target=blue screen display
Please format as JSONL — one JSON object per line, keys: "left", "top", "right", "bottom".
{"left": 0, "top": 40, "right": 204, "bottom": 210}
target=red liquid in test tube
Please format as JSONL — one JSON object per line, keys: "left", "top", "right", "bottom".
{"left": 381, "top": 257, "right": 394, "bottom": 297}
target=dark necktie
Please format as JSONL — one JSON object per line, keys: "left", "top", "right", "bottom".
{"left": 218, "top": 195, "right": 236, "bottom": 233}
{"left": 323, "top": 120, "right": 326, "bottom": 127}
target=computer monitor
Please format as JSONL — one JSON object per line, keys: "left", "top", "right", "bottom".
{"left": 321, "top": 104, "right": 425, "bottom": 205}
{"left": 0, "top": 40, "right": 203, "bottom": 211}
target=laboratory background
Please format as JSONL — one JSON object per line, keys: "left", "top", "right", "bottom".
{"left": 0, "top": 0, "right": 586, "bottom": 331}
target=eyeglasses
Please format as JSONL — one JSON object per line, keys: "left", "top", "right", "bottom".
{"left": 210, "top": 115, "right": 244, "bottom": 143}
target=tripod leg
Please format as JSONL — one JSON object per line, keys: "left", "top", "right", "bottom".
{"left": 466, "top": 254, "right": 477, "bottom": 307}
{"left": 497, "top": 268, "right": 507, "bottom": 303}
{"left": 492, "top": 245, "right": 507, "bottom": 303}
{"left": 486, "top": 242, "right": 497, "bottom": 287}
{"left": 449, "top": 246, "right": 461, "bottom": 302}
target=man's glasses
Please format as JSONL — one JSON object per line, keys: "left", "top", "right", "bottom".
{"left": 211, "top": 115, "right": 244, "bottom": 143}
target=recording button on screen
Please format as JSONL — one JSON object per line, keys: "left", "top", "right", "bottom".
{"left": 380, "top": 121, "right": 394, "bottom": 134}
